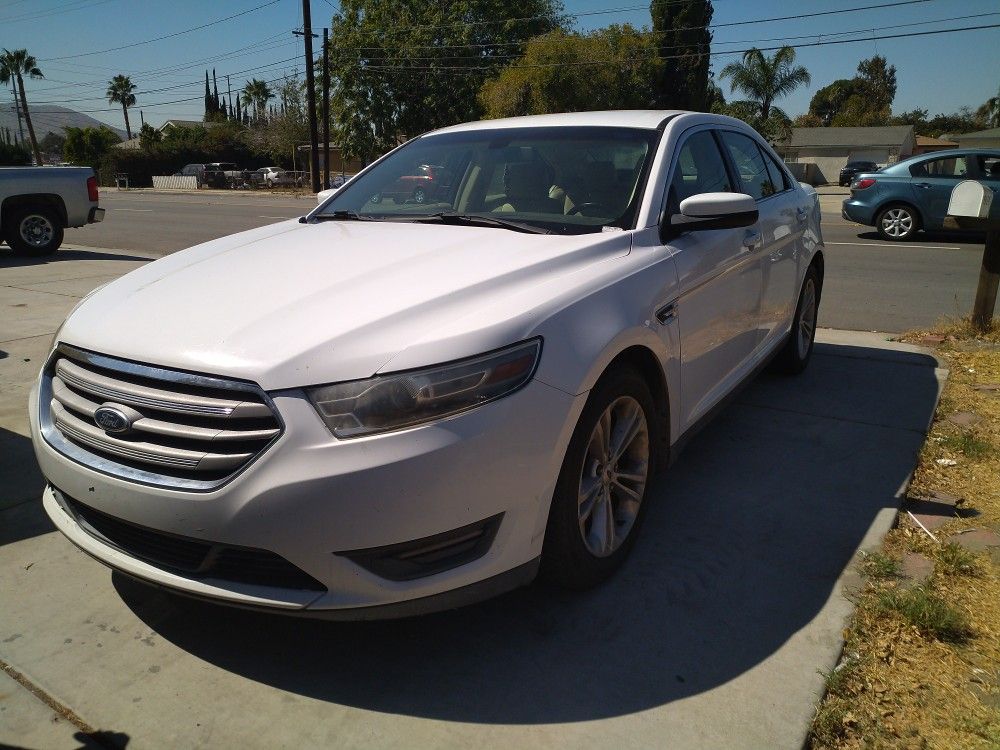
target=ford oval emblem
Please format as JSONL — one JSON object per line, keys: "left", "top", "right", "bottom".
{"left": 94, "top": 406, "right": 132, "bottom": 434}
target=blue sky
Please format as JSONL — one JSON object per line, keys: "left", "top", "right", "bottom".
{"left": 3, "top": 0, "right": 998, "bottom": 133}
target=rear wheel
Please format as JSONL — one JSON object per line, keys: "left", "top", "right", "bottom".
{"left": 542, "top": 368, "right": 658, "bottom": 589}
{"left": 773, "top": 265, "right": 821, "bottom": 375}
{"left": 5, "top": 206, "right": 64, "bottom": 256}
{"left": 876, "top": 204, "right": 919, "bottom": 241}
{"left": 412, "top": 186, "right": 427, "bottom": 204}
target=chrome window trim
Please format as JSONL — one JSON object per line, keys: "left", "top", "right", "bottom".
{"left": 39, "top": 344, "right": 285, "bottom": 492}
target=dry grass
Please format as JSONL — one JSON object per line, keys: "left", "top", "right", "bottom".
{"left": 809, "top": 317, "right": 1000, "bottom": 749}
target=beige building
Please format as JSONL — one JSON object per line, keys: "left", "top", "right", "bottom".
{"left": 946, "top": 127, "right": 1000, "bottom": 149}
{"left": 779, "top": 126, "right": 915, "bottom": 185}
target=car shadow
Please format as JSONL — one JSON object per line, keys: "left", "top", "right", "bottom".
{"left": 856, "top": 230, "right": 985, "bottom": 245}
{"left": 0, "top": 247, "right": 153, "bottom": 266}
{"left": 112, "top": 341, "right": 940, "bottom": 724}
{"left": 0, "top": 427, "right": 52, "bottom": 546}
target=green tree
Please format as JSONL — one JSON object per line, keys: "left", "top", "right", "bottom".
{"left": 328, "top": 0, "right": 565, "bottom": 162}
{"left": 792, "top": 112, "right": 822, "bottom": 128}
{"left": 39, "top": 131, "right": 66, "bottom": 159}
{"left": 830, "top": 56, "right": 896, "bottom": 127}
{"left": 106, "top": 74, "right": 137, "bottom": 140}
{"left": 241, "top": 78, "right": 274, "bottom": 123}
{"left": 0, "top": 140, "right": 31, "bottom": 166}
{"left": 63, "top": 126, "right": 122, "bottom": 172}
{"left": 480, "top": 26, "right": 661, "bottom": 118}
{"left": 0, "top": 48, "right": 44, "bottom": 165}
{"left": 808, "top": 79, "right": 857, "bottom": 126}
{"left": 650, "top": 0, "right": 713, "bottom": 111}
{"left": 138, "top": 122, "right": 162, "bottom": 151}
{"left": 719, "top": 46, "right": 809, "bottom": 140}
{"left": 977, "top": 83, "right": 1000, "bottom": 128}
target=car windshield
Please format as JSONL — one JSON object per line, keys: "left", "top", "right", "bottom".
{"left": 316, "top": 126, "right": 661, "bottom": 235}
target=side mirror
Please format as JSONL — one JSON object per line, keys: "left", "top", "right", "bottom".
{"left": 662, "top": 192, "right": 758, "bottom": 240}
{"left": 316, "top": 188, "right": 337, "bottom": 204}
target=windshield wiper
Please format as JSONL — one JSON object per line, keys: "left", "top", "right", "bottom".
{"left": 306, "top": 210, "right": 379, "bottom": 223}
{"left": 414, "top": 212, "right": 551, "bottom": 234}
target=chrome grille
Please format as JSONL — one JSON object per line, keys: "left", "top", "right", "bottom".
{"left": 41, "top": 345, "right": 283, "bottom": 490}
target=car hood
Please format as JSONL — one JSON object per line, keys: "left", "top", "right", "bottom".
{"left": 59, "top": 220, "right": 631, "bottom": 390}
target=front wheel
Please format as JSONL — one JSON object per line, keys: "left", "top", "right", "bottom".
{"left": 876, "top": 204, "right": 919, "bottom": 241}
{"left": 541, "top": 368, "right": 658, "bottom": 589}
{"left": 5, "top": 206, "right": 64, "bottom": 256}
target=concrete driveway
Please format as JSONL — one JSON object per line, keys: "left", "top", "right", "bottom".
{"left": 1, "top": 246, "right": 945, "bottom": 749}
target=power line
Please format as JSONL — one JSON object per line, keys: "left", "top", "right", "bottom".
{"left": 39, "top": 0, "right": 284, "bottom": 61}
{"left": 0, "top": 0, "right": 117, "bottom": 25}
{"left": 326, "top": 10, "right": 999, "bottom": 64}
{"left": 349, "top": 21, "right": 1000, "bottom": 73}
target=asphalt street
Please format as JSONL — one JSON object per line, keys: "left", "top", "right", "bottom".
{"left": 57, "top": 188, "right": 989, "bottom": 333}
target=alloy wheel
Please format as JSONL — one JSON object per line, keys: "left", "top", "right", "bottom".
{"left": 880, "top": 207, "right": 913, "bottom": 238}
{"left": 797, "top": 278, "right": 817, "bottom": 358}
{"left": 578, "top": 396, "right": 649, "bottom": 557}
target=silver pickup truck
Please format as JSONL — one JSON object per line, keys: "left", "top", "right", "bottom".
{"left": 0, "top": 167, "right": 105, "bottom": 256}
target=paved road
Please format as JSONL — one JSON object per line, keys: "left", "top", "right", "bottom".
{"left": 56, "top": 189, "right": 988, "bottom": 333}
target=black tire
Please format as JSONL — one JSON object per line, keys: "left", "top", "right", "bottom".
{"left": 875, "top": 203, "right": 920, "bottom": 241}
{"left": 5, "top": 206, "right": 64, "bottom": 257}
{"left": 541, "top": 367, "right": 660, "bottom": 589}
{"left": 773, "top": 265, "right": 821, "bottom": 375}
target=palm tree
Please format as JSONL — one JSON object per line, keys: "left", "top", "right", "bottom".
{"left": 241, "top": 78, "right": 274, "bottom": 122}
{"left": 0, "top": 48, "right": 44, "bottom": 165}
{"left": 720, "top": 46, "right": 810, "bottom": 123}
{"left": 978, "top": 84, "right": 1000, "bottom": 128}
{"left": 106, "top": 74, "right": 137, "bottom": 140}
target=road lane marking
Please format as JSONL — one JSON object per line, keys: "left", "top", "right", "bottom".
{"left": 111, "top": 208, "right": 154, "bottom": 212}
{"left": 825, "top": 241, "right": 963, "bottom": 250}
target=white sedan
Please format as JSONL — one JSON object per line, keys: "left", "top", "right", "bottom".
{"left": 31, "top": 110, "right": 823, "bottom": 618}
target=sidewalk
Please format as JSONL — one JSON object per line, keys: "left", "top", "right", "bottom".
{"left": 0, "top": 247, "right": 946, "bottom": 750}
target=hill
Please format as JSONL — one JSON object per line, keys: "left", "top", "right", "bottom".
{"left": 0, "top": 103, "right": 126, "bottom": 141}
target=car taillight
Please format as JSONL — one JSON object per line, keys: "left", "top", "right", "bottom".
{"left": 853, "top": 177, "right": 876, "bottom": 190}
{"left": 87, "top": 175, "right": 99, "bottom": 202}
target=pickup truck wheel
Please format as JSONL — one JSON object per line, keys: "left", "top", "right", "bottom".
{"left": 6, "top": 207, "right": 64, "bottom": 256}
{"left": 541, "top": 368, "right": 657, "bottom": 589}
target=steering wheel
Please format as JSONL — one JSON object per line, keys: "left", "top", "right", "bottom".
{"left": 567, "top": 202, "right": 611, "bottom": 217}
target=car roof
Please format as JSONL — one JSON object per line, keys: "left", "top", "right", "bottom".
{"left": 431, "top": 110, "right": 687, "bottom": 134}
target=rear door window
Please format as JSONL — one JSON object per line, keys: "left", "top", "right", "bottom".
{"left": 910, "top": 156, "right": 970, "bottom": 178}
{"left": 975, "top": 154, "right": 1000, "bottom": 180}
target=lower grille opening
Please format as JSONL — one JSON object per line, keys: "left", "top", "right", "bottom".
{"left": 58, "top": 490, "right": 325, "bottom": 592}
{"left": 340, "top": 514, "right": 503, "bottom": 581}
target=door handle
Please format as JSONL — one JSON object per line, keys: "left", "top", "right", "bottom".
{"left": 915, "top": 182, "right": 931, "bottom": 189}
{"left": 742, "top": 230, "right": 763, "bottom": 250}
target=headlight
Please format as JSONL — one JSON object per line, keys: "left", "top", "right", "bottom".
{"left": 307, "top": 338, "right": 541, "bottom": 438}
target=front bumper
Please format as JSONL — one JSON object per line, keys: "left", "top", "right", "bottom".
{"left": 30, "top": 377, "right": 585, "bottom": 616}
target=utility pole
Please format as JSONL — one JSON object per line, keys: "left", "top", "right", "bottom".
{"left": 140, "top": 110, "right": 145, "bottom": 128}
{"left": 226, "top": 75, "right": 232, "bottom": 121}
{"left": 296, "top": 0, "right": 321, "bottom": 193}
{"left": 322, "top": 27, "right": 330, "bottom": 189}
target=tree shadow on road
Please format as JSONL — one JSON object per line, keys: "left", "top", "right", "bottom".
{"left": 113, "top": 342, "right": 941, "bottom": 725}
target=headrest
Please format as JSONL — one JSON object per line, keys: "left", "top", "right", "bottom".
{"left": 504, "top": 162, "right": 551, "bottom": 197}
{"left": 584, "top": 160, "right": 616, "bottom": 183}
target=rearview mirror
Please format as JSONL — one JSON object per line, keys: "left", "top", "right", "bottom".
{"left": 663, "top": 192, "right": 758, "bottom": 239}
